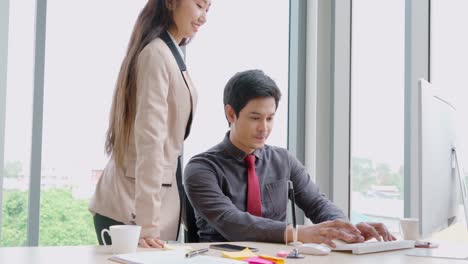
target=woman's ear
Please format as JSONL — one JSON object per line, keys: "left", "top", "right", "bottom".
{"left": 165, "top": 0, "right": 176, "bottom": 10}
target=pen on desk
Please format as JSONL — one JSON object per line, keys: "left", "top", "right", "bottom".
{"left": 185, "top": 248, "right": 209, "bottom": 258}
{"left": 288, "top": 181, "right": 297, "bottom": 230}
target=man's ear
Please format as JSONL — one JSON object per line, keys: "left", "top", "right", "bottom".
{"left": 225, "top": 104, "right": 236, "bottom": 124}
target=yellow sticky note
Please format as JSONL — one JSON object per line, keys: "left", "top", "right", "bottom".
{"left": 222, "top": 248, "right": 257, "bottom": 260}
{"left": 259, "top": 255, "right": 285, "bottom": 264}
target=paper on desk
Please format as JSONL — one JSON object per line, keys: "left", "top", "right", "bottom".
{"left": 109, "top": 249, "right": 248, "bottom": 264}
{"left": 109, "top": 249, "right": 187, "bottom": 264}
{"left": 222, "top": 248, "right": 257, "bottom": 260}
{"left": 109, "top": 249, "right": 186, "bottom": 264}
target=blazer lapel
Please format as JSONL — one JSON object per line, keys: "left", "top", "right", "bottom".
{"left": 181, "top": 71, "right": 198, "bottom": 120}
{"left": 160, "top": 32, "right": 196, "bottom": 139}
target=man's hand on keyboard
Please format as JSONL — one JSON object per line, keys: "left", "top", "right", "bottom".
{"left": 355, "top": 222, "right": 397, "bottom": 242}
{"left": 297, "top": 219, "right": 365, "bottom": 247}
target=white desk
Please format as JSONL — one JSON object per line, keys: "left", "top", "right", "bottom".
{"left": 0, "top": 241, "right": 466, "bottom": 264}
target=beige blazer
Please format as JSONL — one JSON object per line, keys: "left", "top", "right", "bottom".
{"left": 89, "top": 35, "right": 197, "bottom": 240}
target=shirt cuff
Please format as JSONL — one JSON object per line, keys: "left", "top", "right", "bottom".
{"left": 268, "top": 221, "right": 288, "bottom": 243}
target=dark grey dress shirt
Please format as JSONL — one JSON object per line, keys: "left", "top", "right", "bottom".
{"left": 184, "top": 132, "right": 346, "bottom": 243}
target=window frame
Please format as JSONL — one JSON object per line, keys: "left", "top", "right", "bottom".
{"left": 27, "top": 0, "right": 47, "bottom": 246}
{"left": 288, "top": 0, "right": 307, "bottom": 225}
{"left": 404, "top": 0, "right": 430, "bottom": 219}
{"left": 0, "top": 0, "right": 10, "bottom": 243}
{"left": 306, "top": 0, "right": 430, "bottom": 221}
{"left": 309, "top": 0, "right": 352, "bottom": 216}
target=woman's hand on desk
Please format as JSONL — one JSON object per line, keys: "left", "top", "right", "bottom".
{"left": 295, "top": 219, "right": 365, "bottom": 247}
{"left": 138, "top": 237, "right": 165, "bottom": 248}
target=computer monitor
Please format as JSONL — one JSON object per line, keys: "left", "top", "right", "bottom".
{"left": 414, "top": 79, "right": 461, "bottom": 238}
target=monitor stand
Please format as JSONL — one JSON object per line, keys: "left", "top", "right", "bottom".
{"left": 452, "top": 148, "right": 468, "bottom": 229}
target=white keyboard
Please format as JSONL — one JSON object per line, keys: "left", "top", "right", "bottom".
{"left": 331, "top": 240, "right": 415, "bottom": 254}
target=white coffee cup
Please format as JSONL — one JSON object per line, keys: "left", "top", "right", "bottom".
{"left": 101, "top": 225, "right": 141, "bottom": 254}
{"left": 399, "top": 218, "right": 419, "bottom": 240}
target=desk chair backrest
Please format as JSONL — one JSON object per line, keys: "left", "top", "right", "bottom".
{"left": 183, "top": 187, "right": 200, "bottom": 243}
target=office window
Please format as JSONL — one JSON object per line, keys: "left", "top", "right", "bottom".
{"left": 39, "top": 1, "right": 145, "bottom": 245}
{"left": 184, "top": 0, "right": 289, "bottom": 163}
{"left": 350, "top": 0, "right": 405, "bottom": 232}
{"left": 1, "top": 0, "right": 35, "bottom": 247}
{"left": 431, "top": 0, "right": 468, "bottom": 224}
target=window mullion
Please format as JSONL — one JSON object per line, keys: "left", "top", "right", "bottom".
{"left": 27, "top": 0, "right": 47, "bottom": 247}
{"left": 0, "top": 0, "right": 11, "bottom": 244}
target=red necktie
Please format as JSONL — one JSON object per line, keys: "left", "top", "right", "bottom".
{"left": 244, "top": 154, "right": 262, "bottom": 217}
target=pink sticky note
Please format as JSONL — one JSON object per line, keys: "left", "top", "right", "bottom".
{"left": 276, "top": 251, "right": 289, "bottom": 258}
{"left": 245, "top": 257, "right": 274, "bottom": 264}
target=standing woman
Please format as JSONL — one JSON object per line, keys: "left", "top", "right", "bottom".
{"left": 89, "top": 0, "right": 210, "bottom": 248}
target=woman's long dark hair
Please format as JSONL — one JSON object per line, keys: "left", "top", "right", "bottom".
{"left": 105, "top": 0, "right": 185, "bottom": 168}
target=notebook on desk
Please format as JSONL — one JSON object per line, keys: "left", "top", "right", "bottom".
{"left": 331, "top": 240, "right": 415, "bottom": 254}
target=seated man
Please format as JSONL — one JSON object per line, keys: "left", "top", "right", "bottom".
{"left": 184, "top": 69, "right": 396, "bottom": 246}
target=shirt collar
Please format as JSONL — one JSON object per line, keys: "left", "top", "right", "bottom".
{"left": 166, "top": 31, "right": 185, "bottom": 59}
{"left": 222, "top": 131, "right": 264, "bottom": 162}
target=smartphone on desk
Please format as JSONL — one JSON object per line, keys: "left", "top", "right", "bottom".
{"left": 209, "top": 243, "right": 259, "bottom": 252}
{"left": 414, "top": 241, "right": 439, "bottom": 248}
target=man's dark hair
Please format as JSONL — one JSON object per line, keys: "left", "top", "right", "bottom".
{"left": 223, "top": 69, "right": 282, "bottom": 124}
